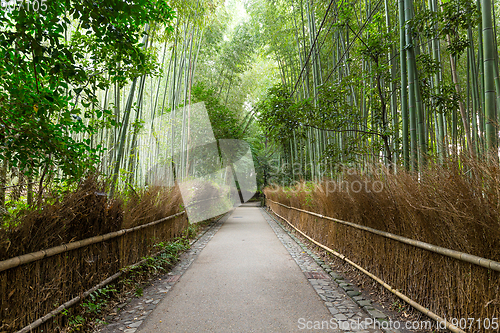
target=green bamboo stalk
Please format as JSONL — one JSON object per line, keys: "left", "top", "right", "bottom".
{"left": 468, "top": 29, "right": 481, "bottom": 157}
{"left": 491, "top": 1, "right": 500, "bottom": 136}
{"left": 477, "top": 0, "right": 486, "bottom": 154}
{"left": 482, "top": 0, "right": 498, "bottom": 153}
{"left": 430, "top": 0, "right": 446, "bottom": 162}
{"left": 385, "top": 0, "right": 398, "bottom": 167}
{"left": 404, "top": 0, "right": 419, "bottom": 171}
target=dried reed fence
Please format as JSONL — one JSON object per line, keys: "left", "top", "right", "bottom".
{"left": 264, "top": 159, "right": 500, "bottom": 331}
{"left": 0, "top": 178, "right": 188, "bottom": 333}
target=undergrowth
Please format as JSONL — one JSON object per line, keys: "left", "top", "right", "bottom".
{"left": 61, "top": 232, "right": 197, "bottom": 333}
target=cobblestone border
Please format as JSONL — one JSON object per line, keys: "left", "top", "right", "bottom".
{"left": 97, "top": 212, "right": 230, "bottom": 333}
{"left": 260, "top": 208, "right": 400, "bottom": 333}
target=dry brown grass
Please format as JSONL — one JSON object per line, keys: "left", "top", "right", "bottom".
{"left": 0, "top": 177, "right": 188, "bottom": 333}
{"left": 122, "top": 184, "right": 183, "bottom": 229}
{"left": 0, "top": 178, "right": 185, "bottom": 260}
{"left": 265, "top": 156, "right": 500, "bottom": 328}
{"left": 0, "top": 176, "right": 121, "bottom": 260}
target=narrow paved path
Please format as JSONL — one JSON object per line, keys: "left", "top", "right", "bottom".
{"left": 138, "top": 204, "right": 335, "bottom": 332}
{"left": 101, "top": 203, "right": 391, "bottom": 333}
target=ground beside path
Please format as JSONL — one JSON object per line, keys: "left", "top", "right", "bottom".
{"left": 101, "top": 203, "right": 391, "bottom": 333}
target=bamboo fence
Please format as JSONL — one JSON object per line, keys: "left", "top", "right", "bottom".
{"left": 266, "top": 198, "right": 500, "bottom": 330}
{"left": 0, "top": 211, "right": 188, "bottom": 333}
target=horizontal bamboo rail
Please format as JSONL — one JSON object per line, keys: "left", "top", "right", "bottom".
{"left": 266, "top": 199, "right": 500, "bottom": 272}
{"left": 0, "top": 211, "right": 185, "bottom": 273}
{"left": 264, "top": 205, "right": 465, "bottom": 333}
{"left": 16, "top": 242, "right": 174, "bottom": 333}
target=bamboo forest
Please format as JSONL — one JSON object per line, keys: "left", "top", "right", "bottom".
{"left": 1, "top": 0, "right": 500, "bottom": 332}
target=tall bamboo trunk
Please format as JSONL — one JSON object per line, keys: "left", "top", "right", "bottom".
{"left": 430, "top": 0, "right": 446, "bottom": 162}
{"left": 482, "top": 0, "right": 498, "bottom": 153}
{"left": 468, "top": 28, "right": 481, "bottom": 157}
{"left": 385, "top": 0, "right": 398, "bottom": 168}
{"left": 404, "top": 0, "right": 419, "bottom": 171}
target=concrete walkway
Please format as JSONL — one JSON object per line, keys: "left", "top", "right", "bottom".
{"left": 98, "top": 204, "right": 392, "bottom": 333}
{"left": 137, "top": 205, "right": 335, "bottom": 332}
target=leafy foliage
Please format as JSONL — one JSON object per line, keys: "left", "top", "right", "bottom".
{"left": 81, "top": 286, "right": 117, "bottom": 314}
{"left": 0, "top": 0, "right": 174, "bottom": 181}
{"left": 411, "top": 0, "right": 480, "bottom": 58}
{"left": 191, "top": 82, "right": 243, "bottom": 139}
{"left": 258, "top": 81, "right": 366, "bottom": 144}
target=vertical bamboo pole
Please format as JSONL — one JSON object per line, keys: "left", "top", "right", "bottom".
{"left": 481, "top": 0, "right": 497, "bottom": 153}
{"left": 404, "top": 0, "right": 419, "bottom": 170}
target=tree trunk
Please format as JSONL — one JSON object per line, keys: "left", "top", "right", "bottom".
{"left": 482, "top": 0, "right": 498, "bottom": 153}
{"left": 405, "top": 0, "right": 420, "bottom": 171}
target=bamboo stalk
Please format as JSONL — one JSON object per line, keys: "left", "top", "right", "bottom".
{"left": 266, "top": 199, "right": 500, "bottom": 272}
{"left": 0, "top": 212, "right": 185, "bottom": 273}
{"left": 482, "top": 0, "right": 498, "bottom": 152}
{"left": 405, "top": 0, "right": 421, "bottom": 170}
{"left": 399, "top": 0, "right": 409, "bottom": 169}
{"left": 264, "top": 206, "right": 465, "bottom": 333}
